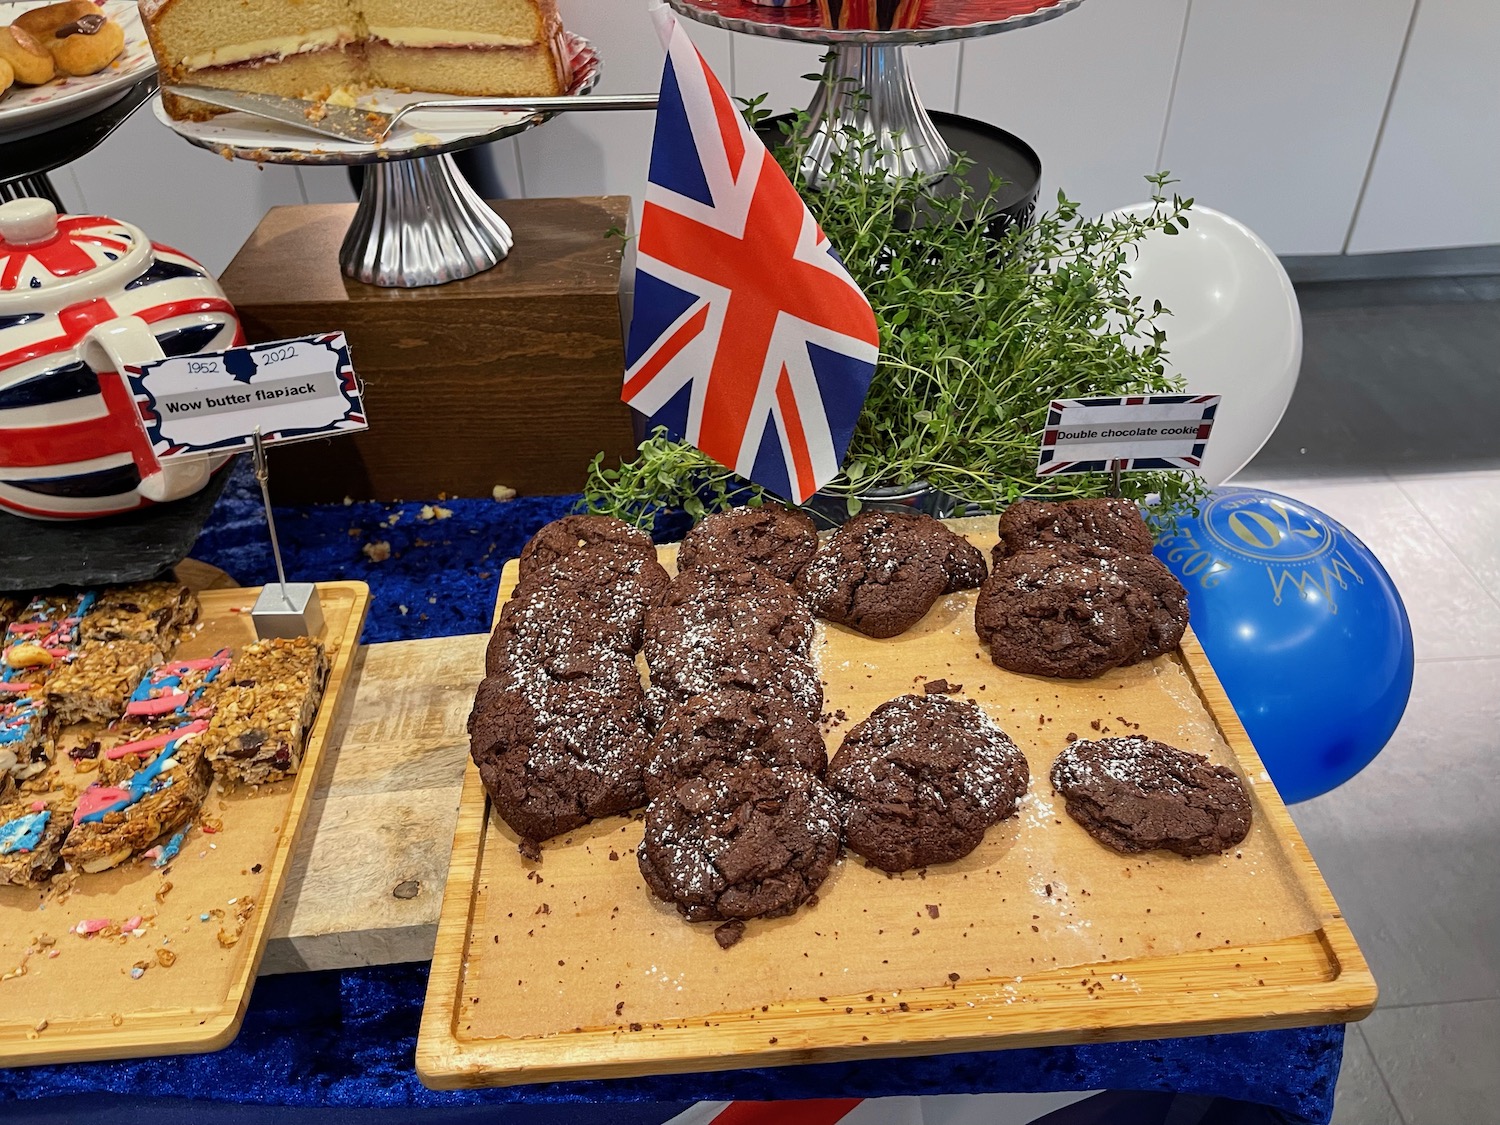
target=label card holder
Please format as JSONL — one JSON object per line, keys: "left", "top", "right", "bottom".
{"left": 125, "top": 333, "right": 365, "bottom": 640}
{"left": 1036, "top": 394, "right": 1221, "bottom": 480}
{"left": 126, "top": 333, "right": 366, "bottom": 460}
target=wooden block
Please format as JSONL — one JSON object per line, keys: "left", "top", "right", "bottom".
{"left": 263, "top": 634, "right": 484, "bottom": 974}
{"left": 218, "top": 197, "right": 638, "bottom": 504}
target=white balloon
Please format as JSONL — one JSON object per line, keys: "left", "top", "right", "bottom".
{"left": 1106, "top": 203, "right": 1302, "bottom": 486}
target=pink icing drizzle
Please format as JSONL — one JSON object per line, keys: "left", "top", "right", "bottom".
{"left": 104, "top": 719, "right": 208, "bottom": 760}
{"left": 126, "top": 693, "right": 189, "bottom": 717}
{"left": 73, "top": 787, "right": 130, "bottom": 824}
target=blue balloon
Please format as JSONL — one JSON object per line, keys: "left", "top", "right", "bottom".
{"left": 1152, "top": 487, "right": 1413, "bottom": 803}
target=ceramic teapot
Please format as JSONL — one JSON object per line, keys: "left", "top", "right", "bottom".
{"left": 0, "top": 198, "right": 241, "bottom": 520}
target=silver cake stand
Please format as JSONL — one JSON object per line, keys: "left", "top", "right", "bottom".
{"left": 156, "top": 33, "right": 602, "bottom": 287}
{"left": 667, "top": 0, "right": 1085, "bottom": 185}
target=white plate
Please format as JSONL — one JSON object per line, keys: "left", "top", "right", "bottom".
{"left": 153, "top": 30, "right": 598, "bottom": 166}
{"left": 152, "top": 87, "right": 534, "bottom": 164}
{"left": 0, "top": 0, "right": 156, "bottom": 141}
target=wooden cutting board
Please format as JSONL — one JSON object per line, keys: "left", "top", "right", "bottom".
{"left": 416, "top": 524, "right": 1375, "bottom": 1088}
{"left": 0, "top": 582, "right": 369, "bottom": 1065}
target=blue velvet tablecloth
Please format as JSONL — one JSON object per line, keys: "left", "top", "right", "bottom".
{"left": 0, "top": 463, "right": 1346, "bottom": 1123}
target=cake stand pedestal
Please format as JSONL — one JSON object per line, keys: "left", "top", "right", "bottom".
{"left": 668, "top": 0, "right": 1084, "bottom": 186}
{"left": 339, "top": 152, "right": 516, "bottom": 287}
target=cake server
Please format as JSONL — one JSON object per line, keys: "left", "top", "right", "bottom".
{"left": 163, "top": 87, "right": 397, "bottom": 143}
{"left": 163, "top": 87, "right": 658, "bottom": 145}
{"left": 374, "top": 95, "right": 659, "bottom": 142}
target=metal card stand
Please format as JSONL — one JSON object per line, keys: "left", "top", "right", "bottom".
{"left": 248, "top": 430, "right": 325, "bottom": 640}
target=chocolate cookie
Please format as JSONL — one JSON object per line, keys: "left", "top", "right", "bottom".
{"left": 509, "top": 543, "right": 670, "bottom": 652}
{"left": 644, "top": 593, "right": 816, "bottom": 666}
{"left": 1050, "top": 737, "right": 1252, "bottom": 856}
{"left": 661, "top": 565, "right": 802, "bottom": 609}
{"left": 676, "top": 503, "right": 819, "bottom": 583}
{"left": 1096, "top": 549, "right": 1189, "bottom": 660}
{"left": 638, "top": 764, "right": 840, "bottom": 923}
{"left": 827, "top": 694, "right": 1029, "bottom": 872}
{"left": 644, "top": 688, "right": 827, "bottom": 798}
{"left": 994, "top": 498, "right": 1155, "bottom": 562}
{"left": 795, "top": 510, "right": 951, "bottom": 638}
{"left": 484, "top": 634, "right": 645, "bottom": 707}
{"left": 974, "top": 548, "right": 1150, "bottom": 678}
{"left": 942, "top": 531, "right": 990, "bottom": 592}
{"left": 468, "top": 677, "right": 651, "bottom": 845}
{"left": 646, "top": 648, "right": 824, "bottom": 730}
{"left": 489, "top": 582, "right": 640, "bottom": 672}
{"left": 517, "top": 514, "right": 655, "bottom": 579}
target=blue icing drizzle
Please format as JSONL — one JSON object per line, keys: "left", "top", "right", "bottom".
{"left": 0, "top": 810, "right": 48, "bottom": 855}
{"left": 153, "top": 829, "right": 188, "bottom": 867}
{"left": 0, "top": 700, "right": 40, "bottom": 745}
{"left": 77, "top": 746, "right": 180, "bottom": 824}
{"left": 130, "top": 651, "right": 230, "bottom": 713}
{"left": 131, "top": 671, "right": 182, "bottom": 703}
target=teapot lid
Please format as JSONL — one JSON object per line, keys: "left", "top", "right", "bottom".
{"left": 0, "top": 199, "right": 147, "bottom": 297}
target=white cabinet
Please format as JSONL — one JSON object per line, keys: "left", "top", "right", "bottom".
{"left": 57, "top": 105, "right": 309, "bottom": 277}
{"left": 47, "top": 0, "right": 1497, "bottom": 269}
{"left": 958, "top": 0, "right": 1189, "bottom": 219}
{"left": 1158, "top": 0, "right": 1414, "bottom": 256}
{"left": 1348, "top": 0, "right": 1500, "bottom": 253}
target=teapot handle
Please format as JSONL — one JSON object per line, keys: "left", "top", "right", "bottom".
{"left": 79, "top": 317, "right": 213, "bottom": 505}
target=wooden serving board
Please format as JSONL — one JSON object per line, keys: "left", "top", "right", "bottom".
{"left": 417, "top": 524, "right": 1374, "bottom": 1089}
{"left": 0, "top": 582, "right": 369, "bottom": 1066}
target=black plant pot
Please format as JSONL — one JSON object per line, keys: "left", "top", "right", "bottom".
{"left": 756, "top": 109, "right": 1042, "bottom": 241}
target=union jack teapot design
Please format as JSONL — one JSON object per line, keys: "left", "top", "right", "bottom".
{"left": 0, "top": 198, "right": 242, "bottom": 520}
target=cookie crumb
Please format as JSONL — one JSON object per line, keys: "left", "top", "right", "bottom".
{"left": 714, "top": 920, "right": 746, "bottom": 950}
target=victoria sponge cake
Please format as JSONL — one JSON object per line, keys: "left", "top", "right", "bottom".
{"left": 144, "top": 0, "right": 568, "bottom": 121}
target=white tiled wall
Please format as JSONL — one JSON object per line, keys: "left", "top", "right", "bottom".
{"left": 53, "top": 0, "right": 1497, "bottom": 273}
{"left": 1347, "top": 0, "right": 1500, "bottom": 253}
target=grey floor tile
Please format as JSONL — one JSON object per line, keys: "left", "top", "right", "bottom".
{"left": 1359, "top": 1000, "right": 1500, "bottom": 1125}
{"left": 1332, "top": 1027, "right": 1405, "bottom": 1125}
{"left": 1196, "top": 475, "right": 1500, "bottom": 660}
{"left": 1393, "top": 472, "right": 1500, "bottom": 603}
{"left": 1289, "top": 659, "right": 1500, "bottom": 1006}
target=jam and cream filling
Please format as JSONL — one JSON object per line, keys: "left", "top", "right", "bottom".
{"left": 365, "top": 26, "right": 538, "bottom": 48}
{"left": 182, "top": 25, "right": 539, "bottom": 71}
{"left": 181, "top": 27, "right": 359, "bottom": 70}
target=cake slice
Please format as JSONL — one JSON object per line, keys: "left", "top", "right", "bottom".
{"left": 45, "top": 640, "right": 164, "bottom": 727}
{"left": 0, "top": 793, "right": 70, "bottom": 886}
{"left": 125, "top": 650, "right": 231, "bottom": 726}
{"left": 82, "top": 581, "right": 199, "bottom": 649}
{"left": 62, "top": 720, "right": 213, "bottom": 874}
{"left": 145, "top": 0, "right": 569, "bottom": 121}
{"left": 199, "top": 637, "right": 330, "bottom": 784}
{"left": 361, "top": 0, "right": 567, "bottom": 99}
{"left": 1, "top": 592, "right": 96, "bottom": 697}
{"left": 0, "top": 694, "right": 50, "bottom": 784}
{"left": 145, "top": 0, "right": 366, "bottom": 120}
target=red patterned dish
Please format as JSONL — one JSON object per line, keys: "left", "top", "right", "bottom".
{"left": 670, "top": 0, "right": 1082, "bottom": 42}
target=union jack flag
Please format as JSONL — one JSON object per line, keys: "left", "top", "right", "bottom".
{"left": 0, "top": 216, "right": 240, "bottom": 519}
{"left": 622, "top": 9, "right": 880, "bottom": 505}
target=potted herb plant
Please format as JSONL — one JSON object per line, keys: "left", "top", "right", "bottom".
{"left": 582, "top": 102, "right": 1201, "bottom": 530}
